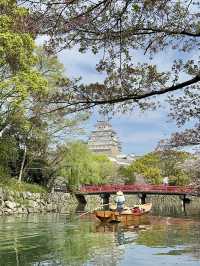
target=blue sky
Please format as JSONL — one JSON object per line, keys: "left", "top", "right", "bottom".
{"left": 82, "top": 110, "right": 178, "bottom": 155}
{"left": 58, "top": 47, "right": 196, "bottom": 155}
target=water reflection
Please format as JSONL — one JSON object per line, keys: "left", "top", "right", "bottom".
{"left": 150, "top": 195, "right": 200, "bottom": 218}
{"left": 0, "top": 213, "right": 200, "bottom": 266}
{"left": 0, "top": 214, "right": 116, "bottom": 266}
{"left": 95, "top": 215, "right": 151, "bottom": 246}
{"left": 94, "top": 216, "right": 200, "bottom": 261}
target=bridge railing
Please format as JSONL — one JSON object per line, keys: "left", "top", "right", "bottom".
{"left": 80, "top": 184, "right": 197, "bottom": 194}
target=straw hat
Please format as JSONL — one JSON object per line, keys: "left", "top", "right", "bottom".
{"left": 116, "top": 191, "right": 123, "bottom": 195}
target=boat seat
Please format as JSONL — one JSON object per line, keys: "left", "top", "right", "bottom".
{"left": 121, "top": 209, "right": 132, "bottom": 214}
{"left": 109, "top": 204, "right": 130, "bottom": 211}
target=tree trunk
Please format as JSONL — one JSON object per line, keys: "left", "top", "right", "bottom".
{"left": 18, "top": 145, "right": 27, "bottom": 183}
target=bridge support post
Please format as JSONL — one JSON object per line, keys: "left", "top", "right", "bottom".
{"left": 100, "top": 193, "right": 110, "bottom": 210}
{"left": 75, "top": 194, "right": 87, "bottom": 212}
{"left": 138, "top": 193, "right": 146, "bottom": 204}
{"left": 179, "top": 194, "right": 191, "bottom": 213}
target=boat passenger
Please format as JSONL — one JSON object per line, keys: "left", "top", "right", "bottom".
{"left": 115, "top": 191, "right": 125, "bottom": 212}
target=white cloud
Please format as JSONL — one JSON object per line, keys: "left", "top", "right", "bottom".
{"left": 123, "top": 131, "right": 164, "bottom": 144}
{"left": 113, "top": 108, "right": 167, "bottom": 124}
{"left": 58, "top": 47, "right": 105, "bottom": 84}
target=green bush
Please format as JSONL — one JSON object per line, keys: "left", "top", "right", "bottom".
{"left": 143, "top": 167, "right": 162, "bottom": 184}
{"left": 168, "top": 173, "right": 190, "bottom": 186}
{"left": 118, "top": 166, "right": 136, "bottom": 184}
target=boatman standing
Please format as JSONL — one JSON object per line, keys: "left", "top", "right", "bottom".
{"left": 115, "top": 191, "right": 125, "bottom": 212}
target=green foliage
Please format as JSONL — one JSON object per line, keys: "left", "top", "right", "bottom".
{"left": 0, "top": 136, "right": 18, "bottom": 177}
{"left": 159, "top": 150, "right": 189, "bottom": 177}
{"left": 58, "top": 141, "right": 115, "bottom": 190}
{"left": 59, "top": 142, "right": 99, "bottom": 188}
{"left": 0, "top": 0, "right": 47, "bottom": 115}
{"left": 158, "top": 150, "right": 190, "bottom": 185}
{"left": 118, "top": 166, "right": 136, "bottom": 184}
{"left": 121, "top": 150, "right": 190, "bottom": 185}
{"left": 0, "top": 178, "right": 46, "bottom": 193}
{"left": 0, "top": 2, "right": 89, "bottom": 190}
{"left": 142, "top": 167, "right": 162, "bottom": 185}
{"left": 35, "top": 46, "right": 67, "bottom": 86}
{"left": 0, "top": 43, "right": 89, "bottom": 187}
{"left": 92, "top": 153, "right": 115, "bottom": 180}
{"left": 121, "top": 152, "right": 161, "bottom": 184}
{"left": 168, "top": 173, "right": 190, "bottom": 186}
{"left": 131, "top": 153, "right": 161, "bottom": 173}
{"left": 0, "top": 0, "right": 48, "bottom": 184}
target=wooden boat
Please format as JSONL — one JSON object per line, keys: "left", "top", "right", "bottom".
{"left": 94, "top": 203, "right": 152, "bottom": 223}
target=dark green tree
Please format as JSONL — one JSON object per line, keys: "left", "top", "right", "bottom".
{"left": 0, "top": 45, "right": 88, "bottom": 185}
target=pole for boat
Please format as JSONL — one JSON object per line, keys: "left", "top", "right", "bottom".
{"left": 78, "top": 203, "right": 110, "bottom": 218}
{"left": 100, "top": 193, "right": 110, "bottom": 209}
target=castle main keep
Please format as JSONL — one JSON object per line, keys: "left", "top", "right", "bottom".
{"left": 88, "top": 120, "right": 121, "bottom": 157}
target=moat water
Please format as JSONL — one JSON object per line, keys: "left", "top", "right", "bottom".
{"left": 0, "top": 198, "right": 200, "bottom": 266}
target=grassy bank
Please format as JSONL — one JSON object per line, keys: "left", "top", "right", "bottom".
{"left": 0, "top": 178, "right": 47, "bottom": 193}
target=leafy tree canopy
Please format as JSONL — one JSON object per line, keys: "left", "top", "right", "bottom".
{"left": 0, "top": 0, "right": 47, "bottom": 134}
{"left": 17, "top": 0, "right": 200, "bottom": 149}
{"left": 1, "top": 1, "right": 199, "bottom": 186}
{"left": 19, "top": 0, "right": 199, "bottom": 115}
{"left": 0, "top": 42, "right": 89, "bottom": 184}
{"left": 122, "top": 150, "right": 190, "bottom": 185}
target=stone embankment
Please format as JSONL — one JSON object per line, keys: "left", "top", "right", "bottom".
{"left": 0, "top": 188, "right": 78, "bottom": 215}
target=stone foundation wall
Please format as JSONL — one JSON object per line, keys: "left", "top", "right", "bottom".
{"left": 0, "top": 188, "right": 78, "bottom": 215}
{"left": 3, "top": 189, "right": 190, "bottom": 216}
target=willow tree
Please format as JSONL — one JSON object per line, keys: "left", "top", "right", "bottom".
{"left": 58, "top": 141, "right": 114, "bottom": 190}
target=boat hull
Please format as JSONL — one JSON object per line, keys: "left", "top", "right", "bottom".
{"left": 94, "top": 203, "right": 152, "bottom": 223}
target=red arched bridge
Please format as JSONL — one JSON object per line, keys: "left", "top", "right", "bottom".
{"left": 79, "top": 184, "right": 200, "bottom": 196}
{"left": 54, "top": 184, "right": 200, "bottom": 208}
{"left": 74, "top": 184, "right": 200, "bottom": 207}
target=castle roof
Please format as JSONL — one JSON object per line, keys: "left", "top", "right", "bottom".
{"left": 88, "top": 120, "right": 121, "bottom": 156}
